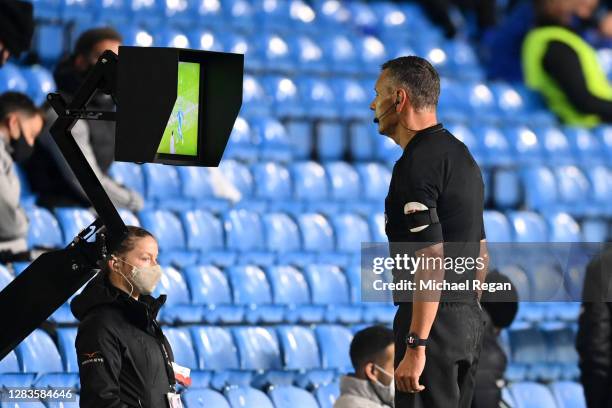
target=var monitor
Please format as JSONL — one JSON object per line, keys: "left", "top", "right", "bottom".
{"left": 115, "top": 46, "right": 244, "bottom": 167}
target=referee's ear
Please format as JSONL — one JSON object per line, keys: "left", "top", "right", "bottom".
{"left": 363, "top": 362, "right": 377, "bottom": 382}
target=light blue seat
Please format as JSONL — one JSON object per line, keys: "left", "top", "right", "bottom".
{"left": 223, "top": 209, "right": 273, "bottom": 265}
{"left": 355, "top": 163, "right": 391, "bottom": 212}
{"left": 505, "top": 125, "right": 543, "bottom": 165}
{"left": 275, "top": 325, "right": 321, "bottom": 370}
{"left": 266, "top": 265, "right": 324, "bottom": 323}
{"left": 508, "top": 211, "right": 548, "bottom": 242}
{"left": 584, "top": 165, "right": 611, "bottom": 215}
{"left": 188, "top": 28, "right": 224, "bottom": 52}
{"left": 153, "top": 266, "right": 199, "bottom": 324}
{"left": 16, "top": 329, "right": 63, "bottom": 373}
{"left": 261, "top": 76, "right": 305, "bottom": 118}
{"left": 536, "top": 126, "right": 574, "bottom": 165}
{"left": 163, "top": 327, "right": 197, "bottom": 370}
{"left": 21, "top": 65, "right": 56, "bottom": 106}
{"left": 0, "top": 373, "right": 36, "bottom": 387}
{"left": 510, "top": 382, "right": 557, "bottom": 408}
{"left": 296, "top": 77, "right": 339, "bottom": 119}
{"left": 224, "top": 386, "right": 275, "bottom": 408}
{"left": 295, "top": 213, "right": 335, "bottom": 258}
{"left": 176, "top": 167, "right": 230, "bottom": 213}
{"left": 154, "top": 27, "right": 191, "bottom": 48}
{"left": 117, "top": 209, "right": 140, "bottom": 227}
{"left": 285, "top": 120, "right": 314, "bottom": 160}
{"left": 530, "top": 263, "right": 569, "bottom": 302}
{"left": 262, "top": 213, "right": 304, "bottom": 264}
{"left": 190, "top": 326, "right": 240, "bottom": 371}
{"left": 54, "top": 208, "right": 95, "bottom": 245}
{"left": 224, "top": 116, "right": 258, "bottom": 162}
{"left": 302, "top": 264, "right": 360, "bottom": 323}
{"left": 227, "top": 265, "right": 284, "bottom": 323}
{"left": 594, "top": 125, "right": 612, "bottom": 160}
{"left": 356, "top": 35, "right": 387, "bottom": 75}
{"left": 259, "top": 33, "right": 295, "bottom": 72}
{"left": 217, "top": 160, "right": 255, "bottom": 202}
{"left": 252, "top": 162, "right": 296, "bottom": 213}
{"left": 56, "top": 328, "right": 78, "bottom": 373}
{"left": 183, "top": 265, "right": 242, "bottom": 324}
{"left": 180, "top": 210, "right": 234, "bottom": 266}
{"left": 289, "top": 35, "right": 328, "bottom": 74}
{"left": 142, "top": 164, "right": 190, "bottom": 210}
{"left": 268, "top": 385, "right": 320, "bottom": 408}
{"left": 118, "top": 25, "right": 155, "bottom": 47}
{"left": 554, "top": 166, "right": 591, "bottom": 216}
{"left": 34, "top": 372, "right": 79, "bottom": 389}
{"left": 464, "top": 82, "right": 497, "bottom": 117}
{"left": 547, "top": 213, "right": 581, "bottom": 242}
{"left": 315, "top": 325, "right": 354, "bottom": 372}
{"left": 368, "top": 213, "right": 386, "bottom": 243}
{"left": 182, "top": 389, "right": 231, "bottom": 408}
{"left": 346, "top": 2, "right": 378, "bottom": 31}
{"left": 316, "top": 121, "right": 346, "bottom": 161}
{"left": 108, "top": 162, "right": 145, "bottom": 197}
{"left": 225, "top": 32, "right": 264, "bottom": 71}
{"left": 25, "top": 207, "right": 63, "bottom": 249}
{"left": 314, "top": 380, "right": 340, "bottom": 408}
{"left": 475, "top": 125, "right": 513, "bottom": 166}
{"left": 565, "top": 127, "right": 605, "bottom": 165}
{"left": 447, "top": 122, "right": 483, "bottom": 162}
{"left": 581, "top": 219, "right": 609, "bottom": 242}
{"left": 348, "top": 123, "right": 374, "bottom": 160}
{"left": 252, "top": 0, "right": 291, "bottom": 30}
{"left": 521, "top": 166, "right": 558, "bottom": 212}
{"left": 242, "top": 75, "right": 271, "bottom": 118}
{"left": 330, "top": 213, "right": 371, "bottom": 253}
{"left": 320, "top": 34, "right": 360, "bottom": 75}
{"left": 492, "top": 168, "right": 520, "bottom": 209}
{"left": 232, "top": 326, "right": 282, "bottom": 370}
{"left": 324, "top": 162, "right": 361, "bottom": 205}
{"left": 483, "top": 210, "right": 512, "bottom": 242}
{"left": 446, "top": 41, "right": 481, "bottom": 79}
{"left": 249, "top": 117, "right": 292, "bottom": 162}
{"left": 291, "top": 162, "right": 332, "bottom": 213}
{"left": 549, "top": 381, "right": 586, "bottom": 408}
{"left": 0, "top": 351, "right": 19, "bottom": 373}
{"left": 139, "top": 210, "right": 197, "bottom": 267}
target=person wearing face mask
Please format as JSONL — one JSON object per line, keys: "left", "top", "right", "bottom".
{"left": 71, "top": 226, "right": 189, "bottom": 407}
{"left": 334, "top": 326, "right": 395, "bottom": 408}
{"left": 25, "top": 27, "right": 144, "bottom": 212}
{"left": 0, "top": 0, "right": 34, "bottom": 67}
{"left": 0, "top": 92, "right": 44, "bottom": 255}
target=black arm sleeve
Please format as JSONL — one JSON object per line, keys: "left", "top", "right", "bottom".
{"left": 543, "top": 40, "right": 612, "bottom": 122}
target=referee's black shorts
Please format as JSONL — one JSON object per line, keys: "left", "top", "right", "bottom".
{"left": 393, "top": 300, "right": 486, "bottom": 408}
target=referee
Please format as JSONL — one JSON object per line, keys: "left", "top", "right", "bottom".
{"left": 370, "top": 56, "right": 489, "bottom": 407}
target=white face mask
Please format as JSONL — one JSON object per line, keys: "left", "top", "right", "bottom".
{"left": 113, "top": 256, "right": 162, "bottom": 296}
{"left": 372, "top": 364, "right": 395, "bottom": 407}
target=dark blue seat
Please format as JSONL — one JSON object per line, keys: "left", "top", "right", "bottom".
{"left": 225, "top": 33, "right": 264, "bottom": 71}
{"left": 268, "top": 385, "right": 320, "bottom": 408}
{"left": 510, "top": 382, "right": 557, "bottom": 408}
{"left": 231, "top": 326, "right": 282, "bottom": 370}
{"left": 227, "top": 265, "right": 284, "bottom": 323}
{"left": 492, "top": 168, "right": 521, "bottom": 209}
{"left": 285, "top": 120, "right": 314, "bottom": 160}
{"left": 16, "top": 329, "right": 63, "bottom": 373}
{"left": 54, "top": 208, "right": 95, "bottom": 245}
{"left": 33, "top": 25, "right": 64, "bottom": 63}
{"left": 288, "top": 34, "right": 328, "bottom": 74}
{"left": 261, "top": 76, "right": 305, "bottom": 118}
{"left": 128, "top": 0, "right": 164, "bottom": 25}
{"left": 241, "top": 75, "right": 271, "bottom": 117}
{"left": 258, "top": 33, "right": 295, "bottom": 72}
{"left": 118, "top": 25, "right": 155, "bottom": 47}
{"left": 356, "top": 35, "right": 387, "bottom": 75}
{"left": 266, "top": 265, "right": 324, "bottom": 323}
{"left": 224, "top": 386, "right": 275, "bottom": 408}
{"left": 302, "top": 264, "right": 360, "bottom": 323}
{"left": 296, "top": 77, "right": 339, "bottom": 119}
{"left": 316, "top": 121, "right": 346, "bottom": 161}
{"left": 183, "top": 265, "right": 242, "bottom": 324}
{"left": 182, "top": 388, "right": 231, "bottom": 408}
{"left": 21, "top": 65, "right": 56, "bottom": 106}
{"left": 154, "top": 27, "right": 191, "bottom": 48}
{"left": 315, "top": 325, "right": 354, "bottom": 372}
{"left": 34, "top": 372, "right": 79, "bottom": 389}
{"left": 349, "top": 122, "right": 375, "bottom": 161}
{"left": 25, "top": 207, "right": 63, "bottom": 249}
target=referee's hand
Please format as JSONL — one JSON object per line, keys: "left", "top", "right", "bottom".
{"left": 395, "top": 348, "right": 426, "bottom": 393}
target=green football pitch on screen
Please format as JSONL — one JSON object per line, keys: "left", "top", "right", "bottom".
{"left": 157, "top": 62, "right": 200, "bottom": 156}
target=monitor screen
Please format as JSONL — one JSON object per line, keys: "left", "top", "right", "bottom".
{"left": 156, "top": 61, "right": 201, "bottom": 157}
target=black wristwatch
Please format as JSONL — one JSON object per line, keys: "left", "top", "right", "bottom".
{"left": 405, "top": 333, "right": 428, "bottom": 348}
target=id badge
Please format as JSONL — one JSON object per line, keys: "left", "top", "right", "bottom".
{"left": 167, "top": 392, "right": 184, "bottom": 408}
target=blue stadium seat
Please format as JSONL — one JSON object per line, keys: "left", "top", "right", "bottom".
{"left": 530, "top": 263, "right": 569, "bottom": 302}
{"left": 499, "top": 264, "right": 531, "bottom": 304}
{"left": 183, "top": 265, "right": 242, "bottom": 324}
{"left": 268, "top": 385, "right": 320, "bottom": 408}
{"left": 584, "top": 165, "right": 611, "bottom": 215}
{"left": 139, "top": 210, "right": 197, "bottom": 267}
{"left": 176, "top": 167, "right": 230, "bottom": 213}
{"left": 16, "top": 329, "right": 63, "bottom": 373}
{"left": 142, "top": 164, "right": 190, "bottom": 210}
{"left": 346, "top": 2, "right": 378, "bottom": 31}
{"left": 287, "top": 35, "right": 327, "bottom": 74}
{"left": 0, "top": 373, "right": 36, "bottom": 387}
{"left": 296, "top": 77, "right": 339, "bottom": 119}
{"left": 224, "top": 116, "right": 258, "bottom": 162}
{"left": 266, "top": 265, "right": 324, "bottom": 323}
{"left": 320, "top": 34, "right": 360, "bottom": 75}
{"left": 223, "top": 210, "right": 273, "bottom": 265}
{"left": 56, "top": 328, "right": 78, "bottom": 373}
{"left": 554, "top": 166, "right": 591, "bottom": 216}
{"left": 315, "top": 380, "right": 340, "bottom": 408}
{"left": 258, "top": 33, "right": 295, "bottom": 72}
{"left": 483, "top": 210, "right": 512, "bottom": 242}
{"left": 153, "top": 266, "right": 200, "bottom": 324}
{"left": 581, "top": 219, "right": 609, "bottom": 242}
{"left": 21, "top": 65, "right": 56, "bottom": 106}
{"left": 464, "top": 83, "right": 496, "bottom": 116}
{"left": 302, "top": 264, "right": 360, "bottom": 323}
{"left": 262, "top": 213, "right": 302, "bottom": 256}
{"left": 180, "top": 210, "right": 234, "bottom": 266}
{"left": 509, "top": 326, "right": 547, "bottom": 377}
{"left": 226, "top": 265, "right": 284, "bottom": 323}
{"left": 315, "top": 325, "right": 354, "bottom": 372}
{"left": 276, "top": 325, "right": 321, "bottom": 370}
{"left": 285, "top": 120, "right": 314, "bottom": 160}
{"left": 521, "top": 166, "right": 558, "bottom": 212}
{"left": 493, "top": 169, "right": 521, "bottom": 209}
{"left": 290, "top": 162, "right": 330, "bottom": 211}
{"left": 224, "top": 386, "right": 275, "bottom": 408}
{"left": 232, "top": 326, "right": 282, "bottom": 370}
{"left": 295, "top": 213, "right": 335, "bottom": 255}
{"left": 547, "top": 213, "right": 581, "bottom": 242}
{"left": 356, "top": 35, "right": 387, "bottom": 75}
{"left": 368, "top": 213, "right": 386, "bottom": 243}
{"left": 324, "top": 162, "right": 361, "bottom": 205}
{"left": 25, "top": 207, "right": 63, "bottom": 249}
{"left": 182, "top": 389, "right": 231, "bottom": 408}
{"left": 224, "top": 32, "right": 264, "bottom": 71}
{"left": 543, "top": 324, "right": 579, "bottom": 373}
{"left": 94, "top": 0, "right": 129, "bottom": 24}
{"left": 261, "top": 76, "right": 305, "bottom": 118}
{"left": 118, "top": 209, "right": 140, "bottom": 227}
{"left": 373, "top": 129, "right": 403, "bottom": 163}
{"left": 54, "top": 208, "right": 95, "bottom": 245}
{"left": 349, "top": 123, "right": 374, "bottom": 161}
{"left": 536, "top": 126, "right": 574, "bottom": 165}
{"left": 508, "top": 211, "right": 548, "bottom": 242}
{"left": 33, "top": 25, "right": 65, "bottom": 63}
{"left": 163, "top": 327, "right": 197, "bottom": 370}
{"left": 252, "top": 162, "right": 296, "bottom": 212}
{"left": 154, "top": 27, "right": 191, "bottom": 48}
{"left": 330, "top": 213, "right": 371, "bottom": 253}
{"left": 355, "top": 163, "right": 391, "bottom": 207}
{"left": 242, "top": 75, "right": 271, "bottom": 117}
{"left": 565, "top": 127, "right": 605, "bottom": 165}
{"left": 445, "top": 41, "right": 482, "bottom": 79}
{"left": 490, "top": 82, "right": 527, "bottom": 118}
{"left": 594, "top": 125, "right": 612, "bottom": 160}
{"left": 34, "top": 372, "right": 79, "bottom": 389}
{"left": 0, "top": 351, "right": 19, "bottom": 373}
{"left": 217, "top": 160, "right": 255, "bottom": 202}
{"left": 316, "top": 121, "right": 346, "bottom": 161}
{"left": 505, "top": 125, "right": 543, "bottom": 165}
{"left": 510, "top": 382, "right": 557, "bottom": 408}
{"left": 549, "top": 381, "right": 586, "bottom": 408}
{"left": 331, "top": 79, "right": 369, "bottom": 121}
{"left": 108, "top": 162, "right": 145, "bottom": 197}
{"left": 248, "top": 117, "right": 292, "bottom": 162}
{"left": 190, "top": 326, "right": 240, "bottom": 373}
{"left": 30, "top": 0, "right": 62, "bottom": 19}
{"left": 128, "top": 0, "right": 164, "bottom": 25}
{"left": 447, "top": 123, "right": 483, "bottom": 162}
{"left": 188, "top": 28, "right": 224, "bottom": 52}
{"left": 474, "top": 125, "right": 513, "bottom": 166}
{"left": 118, "top": 25, "right": 155, "bottom": 47}
{"left": 252, "top": 0, "right": 292, "bottom": 30}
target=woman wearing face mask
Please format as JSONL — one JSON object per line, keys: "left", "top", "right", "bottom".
{"left": 71, "top": 226, "right": 188, "bottom": 408}
{"left": 335, "top": 326, "right": 395, "bottom": 408}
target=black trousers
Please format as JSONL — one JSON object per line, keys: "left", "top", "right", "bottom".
{"left": 393, "top": 301, "right": 486, "bottom": 408}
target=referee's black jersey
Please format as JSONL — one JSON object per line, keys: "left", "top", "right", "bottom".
{"left": 385, "top": 123, "right": 486, "bottom": 302}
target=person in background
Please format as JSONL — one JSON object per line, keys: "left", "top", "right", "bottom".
{"left": 0, "top": 0, "right": 34, "bottom": 67}
{"left": 25, "top": 27, "right": 144, "bottom": 211}
{"left": 472, "top": 271, "right": 518, "bottom": 408}
{"left": 576, "top": 246, "right": 612, "bottom": 408}
{"left": 411, "top": 0, "right": 497, "bottom": 39}
{"left": 0, "top": 92, "right": 44, "bottom": 255}
{"left": 522, "top": 0, "right": 612, "bottom": 126}
{"left": 334, "top": 326, "right": 395, "bottom": 408}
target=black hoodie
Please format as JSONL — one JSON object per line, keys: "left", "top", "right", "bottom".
{"left": 71, "top": 271, "right": 176, "bottom": 408}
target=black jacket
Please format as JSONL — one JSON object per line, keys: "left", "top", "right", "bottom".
{"left": 577, "top": 248, "right": 612, "bottom": 408}
{"left": 71, "top": 272, "right": 176, "bottom": 408}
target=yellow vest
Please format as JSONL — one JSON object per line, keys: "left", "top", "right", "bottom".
{"left": 522, "top": 26, "right": 612, "bottom": 127}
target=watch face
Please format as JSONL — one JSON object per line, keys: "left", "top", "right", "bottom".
{"left": 407, "top": 335, "right": 415, "bottom": 345}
